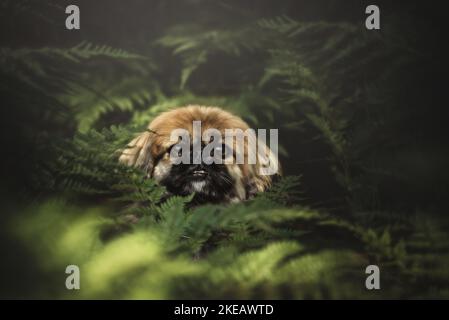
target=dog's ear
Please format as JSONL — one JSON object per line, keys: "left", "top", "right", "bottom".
{"left": 249, "top": 139, "right": 282, "bottom": 195}
{"left": 119, "top": 131, "right": 154, "bottom": 176}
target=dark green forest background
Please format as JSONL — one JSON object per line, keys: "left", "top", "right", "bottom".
{"left": 1, "top": 0, "right": 449, "bottom": 299}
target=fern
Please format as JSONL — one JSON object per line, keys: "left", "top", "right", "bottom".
{"left": 2, "top": 1, "right": 448, "bottom": 300}
{"left": 157, "top": 24, "right": 264, "bottom": 89}
{"left": 256, "top": 16, "right": 424, "bottom": 211}
{"left": 14, "top": 196, "right": 449, "bottom": 299}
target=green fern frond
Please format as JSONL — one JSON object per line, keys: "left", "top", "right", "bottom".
{"left": 157, "top": 24, "right": 264, "bottom": 89}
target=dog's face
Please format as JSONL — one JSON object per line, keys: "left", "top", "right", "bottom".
{"left": 119, "top": 105, "right": 279, "bottom": 204}
{"left": 159, "top": 143, "right": 235, "bottom": 203}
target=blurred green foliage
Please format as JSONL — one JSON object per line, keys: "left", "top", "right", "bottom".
{"left": 1, "top": 0, "right": 449, "bottom": 299}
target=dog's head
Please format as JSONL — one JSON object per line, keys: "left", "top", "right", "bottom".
{"left": 119, "top": 105, "right": 280, "bottom": 204}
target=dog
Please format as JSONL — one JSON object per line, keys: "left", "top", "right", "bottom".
{"left": 119, "top": 105, "right": 280, "bottom": 204}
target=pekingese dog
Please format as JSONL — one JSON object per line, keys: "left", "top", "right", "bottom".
{"left": 119, "top": 105, "right": 280, "bottom": 204}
